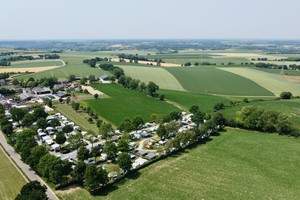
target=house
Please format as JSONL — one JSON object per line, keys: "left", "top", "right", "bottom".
{"left": 32, "top": 87, "right": 52, "bottom": 95}
{"left": 144, "top": 152, "right": 157, "bottom": 160}
{"left": 99, "top": 75, "right": 112, "bottom": 84}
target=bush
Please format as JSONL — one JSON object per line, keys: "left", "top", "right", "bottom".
{"left": 280, "top": 91, "right": 293, "bottom": 99}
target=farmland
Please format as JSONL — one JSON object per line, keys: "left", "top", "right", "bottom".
{"left": 10, "top": 60, "right": 64, "bottom": 68}
{"left": 57, "top": 128, "right": 300, "bottom": 200}
{"left": 118, "top": 65, "right": 185, "bottom": 91}
{"left": 17, "top": 54, "right": 110, "bottom": 80}
{"left": 166, "top": 66, "right": 273, "bottom": 96}
{"left": 84, "top": 84, "right": 179, "bottom": 126}
{"left": 0, "top": 147, "right": 26, "bottom": 200}
{"left": 220, "top": 67, "right": 300, "bottom": 96}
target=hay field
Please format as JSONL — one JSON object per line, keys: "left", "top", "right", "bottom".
{"left": 220, "top": 67, "right": 300, "bottom": 96}
{"left": 118, "top": 65, "right": 185, "bottom": 91}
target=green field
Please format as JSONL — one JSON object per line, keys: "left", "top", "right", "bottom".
{"left": 84, "top": 84, "right": 179, "bottom": 126}
{"left": 220, "top": 67, "right": 300, "bottom": 96}
{"left": 162, "top": 90, "right": 230, "bottom": 112}
{"left": 10, "top": 60, "right": 64, "bottom": 68}
{"left": 254, "top": 67, "right": 300, "bottom": 76}
{"left": 166, "top": 66, "right": 273, "bottom": 96}
{"left": 55, "top": 103, "right": 99, "bottom": 132}
{"left": 0, "top": 147, "right": 27, "bottom": 200}
{"left": 57, "top": 128, "right": 300, "bottom": 200}
{"left": 222, "top": 99, "right": 300, "bottom": 130}
{"left": 118, "top": 65, "right": 185, "bottom": 91}
{"left": 17, "top": 55, "right": 110, "bottom": 80}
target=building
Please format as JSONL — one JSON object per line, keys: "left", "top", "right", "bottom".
{"left": 99, "top": 75, "right": 112, "bottom": 84}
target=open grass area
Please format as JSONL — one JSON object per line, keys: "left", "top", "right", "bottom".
{"left": 84, "top": 84, "right": 179, "bottom": 126}
{"left": 57, "top": 128, "right": 300, "bottom": 200}
{"left": 17, "top": 54, "right": 110, "bottom": 80}
{"left": 10, "top": 60, "right": 64, "bottom": 68}
{"left": 162, "top": 90, "right": 230, "bottom": 112}
{"left": 221, "top": 98, "right": 300, "bottom": 130}
{"left": 118, "top": 65, "right": 185, "bottom": 91}
{"left": 220, "top": 67, "right": 300, "bottom": 96}
{"left": 0, "top": 147, "right": 27, "bottom": 200}
{"left": 166, "top": 66, "right": 273, "bottom": 96}
{"left": 54, "top": 103, "right": 99, "bottom": 133}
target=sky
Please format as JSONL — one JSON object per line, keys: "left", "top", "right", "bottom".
{"left": 0, "top": 0, "right": 299, "bottom": 40}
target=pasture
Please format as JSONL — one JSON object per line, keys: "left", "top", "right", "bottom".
{"left": 57, "top": 128, "right": 300, "bottom": 200}
{"left": 0, "top": 147, "right": 26, "bottom": 200}
{"left": 166, "top": 66, "right": 273, "bottom": 96}
{"left": 84, "top": 84, "right": 178, "bottom": 126}
{"left": 162, "top": 90, "right": 230, "bottom": 112}
{"left": 118, "top": 65, "right": 185, "bottom": 91}
{"left": 220, "top": 67, "right": 300, "bottom": 96}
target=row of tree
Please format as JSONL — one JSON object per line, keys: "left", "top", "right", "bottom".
{"left": 15, "top": 77, "right": 58, "bottom": 88}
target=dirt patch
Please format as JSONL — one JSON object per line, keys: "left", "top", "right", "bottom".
{"left": 0, "top": 66, "right": 60, "bottom": 73}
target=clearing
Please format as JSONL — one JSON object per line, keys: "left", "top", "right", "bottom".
{"left": 220, "top": 67, "right": 300, "bottom": 96}
{"left": 57, "top": 128, "right": 300, "bottom": 200}
{"left": 166, "top": 66, "right": 273, "bottom": 96}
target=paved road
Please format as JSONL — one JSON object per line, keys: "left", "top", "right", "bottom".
{"left": 0, "top": 131, "right": 59, "bottom": 200}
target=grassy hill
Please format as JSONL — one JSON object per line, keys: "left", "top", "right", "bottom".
{"left": 166, "top": 66, "right": 273, "bottom": 96}
{"left": 84, "top": 84, "right": 179, "bottom": 126}
{"left": 0, "top": 147, "right": 26, "bottom": 200}
{"left": 57, "top": 128, "right": 300, "bottom": 200}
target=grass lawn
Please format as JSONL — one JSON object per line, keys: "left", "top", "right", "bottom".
{"left": 84, "top": 84, "right": 179, "bottom": 126}
{"left": 166, "top": 66, "right": 273, "bottom": 96}
{"left": 57, "top": 128, "right": 300, "bottom": 200}
{"left": 162, "top": 90, "right": 230, "bottom": 112}
{"left": 17, "top": 54, "right": 110, "bottom": 80}
{"left": 0, "top": 147, "right": 27, "bottom": 200}
{"left": 10, "top": 60, "right": 64, "bottom": 68}
{"left": 220, "top": 67, "right": 300, "bottom": 96}
{"left": 221, "top": 98, "right": 300, "bottom": 130}
{"left": 54, "top": 103, "right": 99, "bottom": 133}
{"left": 118, "top": 65, "right": 185, "bottom": 91}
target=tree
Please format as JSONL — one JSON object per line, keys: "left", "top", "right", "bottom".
{"left": 159, "top": 94, "right": 165, "bottom": 101}
{"left": 169, "top": 111, "right": 182, "bottom": 121}
{"left": 211, "top": 113, "right": 226, "bottom": 128}
{"left": 72, "top": 161, "right": 86, "bottom": 185}
{"left": 117, "top": 138, "right": 129, "bottom": 152}
{"left": 27, "top": 145, "right": 48, "bottom": 169}
{"left": 117, "top": 153, "right": 132, "bottom": 171}
{"left": 213, "top": 103, "right": 225, "bottom": 111}
{"left": 77, "top": 145, "right": 90, "bottom": 161}
{"left": 32, "top": 106, "right": 48, "bottom": 120}
{"left": 94, "top": 93, "right": 99, "bottom": 99}
{"left": 189, "top": 105, "right": 200, "bottom": 114}
{"left": 15, "top": 181, "right": 47, "bottom": 200}
{"left": 99, "top": 123, "right": 113, "bottom": 139}
{"left": 55, "top": 132, "right": 66, "bottom": 145}
{"left": 48, "top": 118, "right": 60, "bottom": 127}
{"left": 132, "top": 116, "right": 144, "bottom": 129}
{"left": 37, "top": 154, "right": 58, "bottom": 179}
{"left": 147, "top": 82, "right": 159, "bottom": 97}
{"left": 11, "top": 107, "right": 26, "bottom": 122}
{"left": 49, "top": 159, "right": 72, "bottom": 184}
{"left": 119, "top": 119, "right": 134, "bottom": 132}
{"left": 157, "top": 124, "right": 168, "bottom": 139}
{"left": 62, "top": 125, "right": 73, "bottom": 133}
{"left": 2, "top": 123, "right": 13, "bottom": 135}
{"left": 280, "top": 91, "right": 293, "bottom": 99}
{"left": 191, "top": 111, "right": 205, "bottom": 128}
{"left": 84, "top": 165, "right": 108, "bottom": 192}
{"left": 15, "top": 129, "right": 37, "bottom": 160}
{"left": 103, "top": 141, "right": 117, "bottom": 160}
{"left": 22, "top": 113, "right": 35, "bottom": 127}
{"left": 71, "top": 101, "right": 80, "bottom": 111}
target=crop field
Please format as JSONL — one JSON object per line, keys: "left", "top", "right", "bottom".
{"left": 55, "top": 103, "right": 99, "bottom": 133}
{"left": 10, "top": 60, "right": 64, "bottom": 68}
{"left": 0, "top": 147, "right": 26, "bottom": 200}
{"left": 166, "top": 66, "right": 273, "bottom": 96}
{"left": 17, "top": 55, "right": 110, "bottom": 80}
{"left": 220, "top": 67, "right": 300, "bottom": 96}
{"left": 254, "top": 67, "right": 300, "bottom": 76}
{"left": 118, "top": 65, "right": 185, "bottom": 91}
{"left": 222, "top": 99, "right": 300, "bottom": 130}
{"left": 84, "top": 84, "right": 178, "bottom": 126}
{"left": 162, "top": 90, "right": 230, "bottom": 112}
{"left": 57, "top": 128, "right": 300, "bottom": 200}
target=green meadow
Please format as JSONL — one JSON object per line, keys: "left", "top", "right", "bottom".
{"left": 57, "top": 128, "right": 300, "bottom": 200}
{"left": 84, "top": 84, "right": 178, "bottom": 126}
